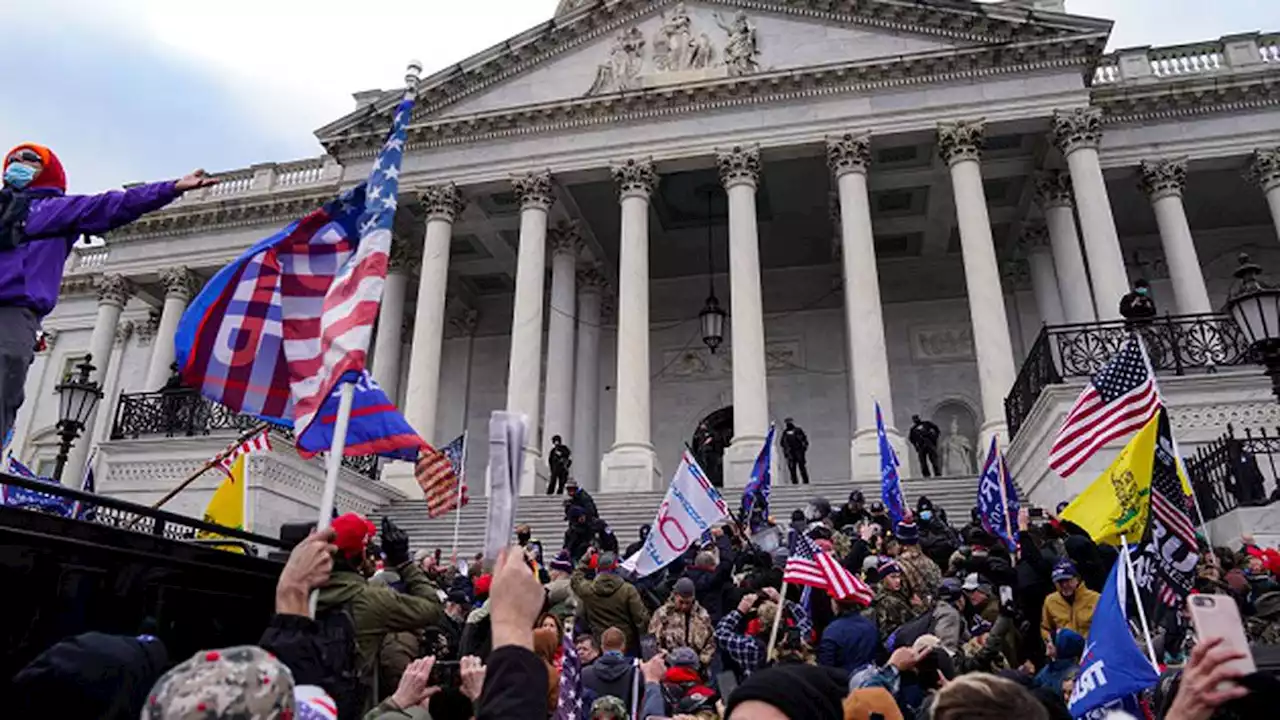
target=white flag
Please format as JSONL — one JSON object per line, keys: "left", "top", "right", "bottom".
{"left": 483, "top": 411, "right": 527, "bottom": 565}
{"left": 622, "top": 451, "right": 730, "bottom": 578}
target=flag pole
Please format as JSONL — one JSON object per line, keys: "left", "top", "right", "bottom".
{"left": 995, "top": 444, "right": 1015, "bottom": 556}
{"left": 309, "top": 381, "right": 356, "bottom": 616}
{"left": 765, "top": 578, "right": 790, "bottom": 662}
{"left": 1119, "top": 534, "right": 1160, "bottom": 671}
{"left": 450, "top": 430, "right": 468, "bottom": 558}
{"left": 148, "top": 422, "right": 272, "bottom": 511}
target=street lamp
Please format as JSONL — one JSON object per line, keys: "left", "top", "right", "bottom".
{"left": 699, "top": 187, "right": 727, "bottom": 353}
{"left": 1224, "top": 253, "right": 1280, "bottom": 402}
{"left": 53, "top": 355, "right": 102, "bottom": 483}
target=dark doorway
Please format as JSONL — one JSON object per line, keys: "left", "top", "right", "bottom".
{"left": 691, "top": 406, "right": 733, "bottom": 488}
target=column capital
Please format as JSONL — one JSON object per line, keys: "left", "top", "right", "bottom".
{"left": 1034, "top": 170, "right": 1074, "bottom": 209}
{"left": 717, "top": 145, "right": 761, "bottom": 189}
{"left": 826, "top": 132, "right": 871, "bottom": 177}
{"left": 548, "top": 220, "right": 584, "bottom": 258}
{"left": 388, "top": 232, "right": 423, "bottom": 273}
{"left": 136, "top": 310, "right": 159, "bottom": 347}
{"left": 511, "top": 171, "right": 554, "bottom": 211}
{"left": 1247, "top": 147, "right": 1280, "bottom": 193}
{"left": 114, "top": 319, "right": 135, "bottom": 347}
{"left": 97, "top": 273, "right": 134, "bottom": 308}
{"left": 446, "top": 303, "right": 479, "bottom": 338}
{"left": 577, "top": 263, "right": 609, "bottom": 294}
{"left": 937, "top": 120, "right": 985, "bottom": 167}
{"left": 419, "top": 182, "right": 466, "bottom": 222}
{"left": 1051, "top": 107, "right": 1104, "bottom": 155}
{"left": 610, "top": 158, "right": 658, "bottom": 199}
{"left": 1138, "top": 158, "right": 1188, "bottom": 201}
{"left": 1017, "top": 221, "right": 1051, "bottom": 255}
{"left": 1001, "top": 258, "right": 1031, "bottom": 290}
{"left": 158, "top": 266, "right": 197, "bottom": 302}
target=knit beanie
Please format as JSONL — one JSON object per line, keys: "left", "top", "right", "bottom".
{"left": 726, "top": 664, "right": 849, "bottom": 720}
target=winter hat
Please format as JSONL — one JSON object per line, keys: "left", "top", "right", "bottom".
{"left": 294, "top": 685, "right": 338, "bottom": 719}
{"left": 474, "top": 574, "right": 493, "bottom": 599}
{"left": 870, "top": 500, "right": 885, "bottom": 513}
{"left": 12, "top": 632, "right": 169, "bottom": 720}
{"left": 674, "top": 577, "right": 696, "bottom": 598}
{"left": 842, "top": 687, "right": 904, "bottom": 720}
{"left": 331, "top": 512, "right": 376, "bottom": 559}
{"left": 876, "top": 558, "right": 903, "bottom": 579}
{"left": 597, "top": 552, "right": 619, "bottom": 572}
{"left": 1053, "top": 628, "right": 1085, "bottom": 660}
{"left": 849, "top": 489, "right": 865, "bottom": 504}
{"left": 549, "top": 550, "right": 573, "bottom": 573}
{"left": 591, "top": 695, "right": 628, "bottom": 719}
{"left": 142, "top": 645, "right": 295, "bottom": 719}
{"left": 862, "top": 555, "right": 881, "bottom": 575}
{"left": 727, "top": 664, "right": 850, "bottom": 720}
{"left": 937, "top": 577, "right": 964, "bottom": 601}
{"left": 895, "top": 520, "right": 919, "bottom": 545}
{"left": 5, "top": 143, "right": 68, "bottom": 192}
{"left": 668, "top": 646, "right": 700, "bottom": 669}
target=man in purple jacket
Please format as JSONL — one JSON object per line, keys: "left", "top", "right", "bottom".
{"left": 0, "top": 142, "right": 216, "bottom": 448}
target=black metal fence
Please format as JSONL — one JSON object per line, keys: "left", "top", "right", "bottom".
{"left": 1184, "top": 424, "right": 1280, "bottom": 522}
{"left": 1005, "top": 314, "right": 1255, "bottom": 438}
{"left": 111, "top": 389, "right": 382, "bottom": 480}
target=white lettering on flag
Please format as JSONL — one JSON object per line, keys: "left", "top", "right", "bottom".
{"left": 623, "top": 452, "right": 729, "bottom": 578}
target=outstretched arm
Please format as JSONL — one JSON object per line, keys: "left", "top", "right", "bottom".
{"left": 25, "top": 170, "right": 217, "bottom": 238}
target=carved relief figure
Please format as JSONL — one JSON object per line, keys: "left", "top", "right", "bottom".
{"left": 690, "top": 33, "right": 715, "bottom": 69}
{"left": 587, "top": 26, "right": 646, "bottom": 95}
{"left": 654, "top": 2, "right": 695, "bottom": 72}
{"left": 940, "top": 417, "right": 975, "bottom": 476}
{"left": 715, "top": 10, "right": 760, "bottom": 76}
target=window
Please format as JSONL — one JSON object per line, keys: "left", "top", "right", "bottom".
{"left": 34, "top": 458, "right": 56, "bottom": 479}
{"left": 59, "top": 354, "right": 90, "bottom": 385}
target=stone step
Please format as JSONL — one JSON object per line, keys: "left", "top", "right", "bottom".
{"left": 378, "top": 475, "right": 984, "bottom": 558}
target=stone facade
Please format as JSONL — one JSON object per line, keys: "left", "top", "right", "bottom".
{"left": 10, "top": 3, "right": 1280, "bottom": 523}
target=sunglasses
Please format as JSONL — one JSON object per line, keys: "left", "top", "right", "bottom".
{"left": 7, "top": 149, "right": 41, "bottom": 165}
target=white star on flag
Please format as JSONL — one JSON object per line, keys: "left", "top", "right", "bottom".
{"left": 382, "top": 166, "right": 400, "bottom": 181}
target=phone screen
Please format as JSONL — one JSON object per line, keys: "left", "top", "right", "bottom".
{"left": 1188, "top": 594, "right": 1256, "bottom": 676}
{"left": 999, "top": 585, "right": 1013, "bottom": 606}
{"left": 428, "top": 660, "right": 462, "bottom": 687}
{"left": 640, "top": 635, "right": 660, "bottom": 662}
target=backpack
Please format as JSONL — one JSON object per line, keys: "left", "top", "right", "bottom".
{"left": 886, "top": 609, "right": 937, "bottom": 652}
{"left": 313, "top": 604, "right": 366, "bottom": 719}
{"left": 0, "top": 188, "right": 33, "bottom": 252}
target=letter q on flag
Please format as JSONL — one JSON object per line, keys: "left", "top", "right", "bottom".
{"left": 623, "top": 452, "right": 730, "bottom": 578}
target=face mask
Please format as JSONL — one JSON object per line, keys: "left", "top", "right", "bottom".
{"left": 1136, "top": 287, "right": 1149, "bottom": 296}
{"left": 517, "top": 532, "right": 531, "bottom": 544}
{"left": 920, "top": 510, "right": 933, "bottom": 521}
{"left": 4, "top": 163, "right": 37, "bottom": 189}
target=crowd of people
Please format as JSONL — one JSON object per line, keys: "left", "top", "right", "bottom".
{"left": 9, "top": 485, "right": 1280, "bottom": 719}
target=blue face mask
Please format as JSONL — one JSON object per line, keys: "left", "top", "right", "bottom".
{"left": 920, "top": 510, "right": 933, "bottom": 522}
{"left": 4, "top": 163, "right": 37, "bottom": 189}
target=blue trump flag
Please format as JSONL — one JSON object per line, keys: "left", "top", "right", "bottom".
{"left": 741, "top": 423, "right": 775, "bottom": 532}
{"left": 1068, "top": 543, "right": 1158, "bottom": 719}
{"left": 976, "top": 438, "right": 1019, "bottom": 553}
{"left": 877, "top": 402, "right": 906, "bottom": 527}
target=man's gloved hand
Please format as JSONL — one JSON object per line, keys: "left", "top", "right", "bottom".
{"left": 382, "top": 517, "right": 411, "bottom": 567}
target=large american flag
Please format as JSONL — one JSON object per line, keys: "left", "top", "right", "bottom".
{"left": 553, "top": 630, "right": 585, "bottom": 720}
{"left": 783, "top": 528, "right": 873, "bottom": 606}
{"left": 1049, "top": 335, "right": 1161, "bottom": 477}
{"left": 420, "top": 433, "right": 469, "bottom": 518}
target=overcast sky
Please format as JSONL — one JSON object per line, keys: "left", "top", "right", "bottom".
{"left": 2, "top": 0, "right": 1275, "bottom": 193}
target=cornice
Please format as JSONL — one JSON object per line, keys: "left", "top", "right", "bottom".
{"left": 1091, "top": 69, "right": 1280, "bottom": 125}
{"left": 106, "top": 186, "right": 339, "bottom": 242}
{"left": 326, "top": 40, "right": 1102, "bottom": 159}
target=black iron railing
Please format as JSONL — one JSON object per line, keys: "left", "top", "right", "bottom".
{"left": 1005, "top": 314, "right": 1255, "bottom": 438}
{"left": 1184, "top": 424, "right": 1280, "bottom": 521}
{"left": 111, "top": 389, "right": 382, "bottom": 480}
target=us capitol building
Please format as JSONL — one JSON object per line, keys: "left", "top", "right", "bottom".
{"left": 12, "top": 0, "right": 1280, "bottom": 542}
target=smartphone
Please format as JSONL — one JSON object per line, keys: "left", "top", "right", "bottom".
{"left": 428, "top": 660, "right": 462, "bottom": 687}
{"left": 1028, "top": 507, "right": 1045, "bottom": 519}
{"left": 1188, "top": 594, "right": 1256, "bottom": 676}
{"left": 998, "top": 585, "right": 1013, "bottom": 606}
{"left": 640, "top": 635, "right": 660, "bottom": 662}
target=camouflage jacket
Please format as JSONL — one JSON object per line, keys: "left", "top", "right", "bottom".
{"left": 1246, "top": 615, "right": 1280, "bottom": 645}
{"left": 897, "top": 546, "right": 942, "bottom": 607}
{"left": 648, "top": 598, "right": 716, "bottom": 667}
{"left": 867, "top": 588, "right": 918, "bottom": 643}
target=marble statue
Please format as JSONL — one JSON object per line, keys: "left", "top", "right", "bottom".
{"left": 940, "top": 417, "right": 975, "bottom": 476}
{"left": 715, "top": 10, "right": 760, "bottom": 76}
{"left": 654, "top": 2, "right": 695, "bottom": 72}
{"left": 587, "top": 26, "right": 646, "bottom": 95}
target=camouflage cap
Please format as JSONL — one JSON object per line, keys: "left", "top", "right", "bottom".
{"left": 142, "top": 645, "right": 296, "bottom": 719}
{"left": 591, "top": 694, "right": 629, "bottom": 719}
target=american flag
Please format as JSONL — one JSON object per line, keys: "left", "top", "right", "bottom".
{"left": 1135, "top": 409, "right": 1199, "bottom": 609}
{"left": 553, "top": 630, "right": 585, "bottom": 720}
{"left": 216, "top": 429, "right": 272, "bottom": 473}
{"left": 420, "top": 434, "right": 468, "bottom": 518}
{"left": 175, "top": 96, "right": 425, "bottom": 461}
{"left": 1049, "top": 335, "right": 1161, "bottom": 477}
{"left": 783, "top": 528, "right": 873, "bottom": 606}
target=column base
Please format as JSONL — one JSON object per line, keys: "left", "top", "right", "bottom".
{"left": 600, "top": 444, "right": 662, "bottom": 493}
{"left": 851, "top": 427, "right": 907, "bottom": 482}
{"left": 979, "top": 420, "right": 1009, "bottom": 460}
{"left": 724, "top": 435, "right": 770, "bottom": 489}
{"left": 380, "top": 464, "right": 420, "bottom": 499}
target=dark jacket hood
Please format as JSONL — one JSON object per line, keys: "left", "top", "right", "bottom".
{"left": 592, "top": 572, "right": 625, "bottom": 597}
{"left": 593, "top": 652, "right": 635, "bottom": 682}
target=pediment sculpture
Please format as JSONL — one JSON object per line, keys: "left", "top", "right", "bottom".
{"left": 586, "top": 3, "right": 761, "bottom": 96}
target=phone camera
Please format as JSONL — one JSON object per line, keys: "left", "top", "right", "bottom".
{"left": 1191, "top": 595, "right": 1213, "bottom": 608}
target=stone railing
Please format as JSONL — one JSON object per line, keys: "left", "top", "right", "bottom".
{"left": 168, "top": 156, "right": 340, "bottom": 206}
{"left": 70, "top": 244, "right": 110, "bottom": 272}
{"left": 1092, "top": 31, "right": 1279, "bottom": 87}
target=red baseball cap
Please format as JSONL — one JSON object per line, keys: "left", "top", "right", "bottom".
{"left": 474, "top": 574, "right": 492, "bottom": 598}
{"left": 331, "top": 513, "right": 376, "bottom": 558}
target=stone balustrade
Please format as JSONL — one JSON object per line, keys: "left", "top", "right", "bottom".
{"left": 168, "top": 156, "right": 339, "bottom": 205}
{"left": 1093, "top": 31, "right": 1278, "bottom": 86}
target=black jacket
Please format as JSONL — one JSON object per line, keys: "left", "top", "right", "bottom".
{"left": 682, "top": 537, "right": 736, "bottom": 622}
{"left": 549, "top": 444, "right": 572, "bottom": 473}
{"left": 581, "top": 652, "right": 638, "bottom": 706}
{"left": 780, "top": 425, "right": 809, "bottom": 458}
{"left": 908, "top": 421, "right": 940, "bottom": 451}
{"left": 1119, "top": 291, "right": 1157, "bottom": 321}
{"left": 567, "top": 489, "right": 598, "bottom": 520}
{"left": 475, "top": 646, "right": 550, "bottom": 720}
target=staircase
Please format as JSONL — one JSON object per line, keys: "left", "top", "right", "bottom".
{"left": 379, "top": 475, "right": 982, "bottom": 559}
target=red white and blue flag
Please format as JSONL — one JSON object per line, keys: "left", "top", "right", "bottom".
{"left": 175, "top": 97, "right": 426, "bottom": 460}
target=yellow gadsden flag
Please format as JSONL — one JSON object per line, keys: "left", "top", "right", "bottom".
{"left": 198, "top": 453, "right": 246, "bottom": 552}
{"left": 1059, "top": 413, "right": 1159, "bottom": 546}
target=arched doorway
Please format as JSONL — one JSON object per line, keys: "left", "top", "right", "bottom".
{"left": 691, "top": 406, "right": 733, "bottom": 488}
{"left": 931, "top": 399, "right": 979, "bottom": 476}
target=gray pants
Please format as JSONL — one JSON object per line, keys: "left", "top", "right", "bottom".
{"left": 0, "top": 306, "right": 38, "bottom": 449}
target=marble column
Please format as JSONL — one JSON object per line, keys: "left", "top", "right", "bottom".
{"left": 718, "top": 146, "right": 770, "bottom": 487}
{"left": 1035, "top": 171, "right": 1096, "bottom": 323}
{"left": 1052, "top": 108, "right": 1129, "bottom": 320}
{"left": 144, "top": 266, "right": 195, "bottom": 389}
{"left": 372, "top": 236, "right": 418, "bottom": 403}
{"left": 938, "top": 120, "right": 1017, "bottom": 448}
{"left": 506, "top": 171, "right": 554, "bottom": 496}
{"left": 1249, "top": 148, "right": 1280, "bottom": 244}
{"left": 65, "top": 274, "right": 132, "bottom": 484}
{"left": 826, "top": 133, "right": 904, "bottom": 480}
{"left": 92, "top": 320, "right": 135, "bottom": 447}
{"left": 602, "top": 158, "right": 661, "bottom": 492}
{"left": 1019, "top": 222, "right": 1066, "bottom": 326}
{"left": 1139, "top": 158, "right": 1211, "bottom": 315}
{"left": 572, "top": 266, "right": 606, "bottom": 491}
{"left": 11, "top": 329, "right": 58, "bottom": 458}
{"left": 542, "top": 221, "right": 581, "bottom": 461}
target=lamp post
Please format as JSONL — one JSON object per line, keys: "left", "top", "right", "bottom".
{"left": 699, "top": 187, "right": 727, "bottom": 353}
{"left": 53, "top": 355, "right": 102, "bottom": 483}
{"left": 1224, "top": 254, "right": 1280, "bottom": 402}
